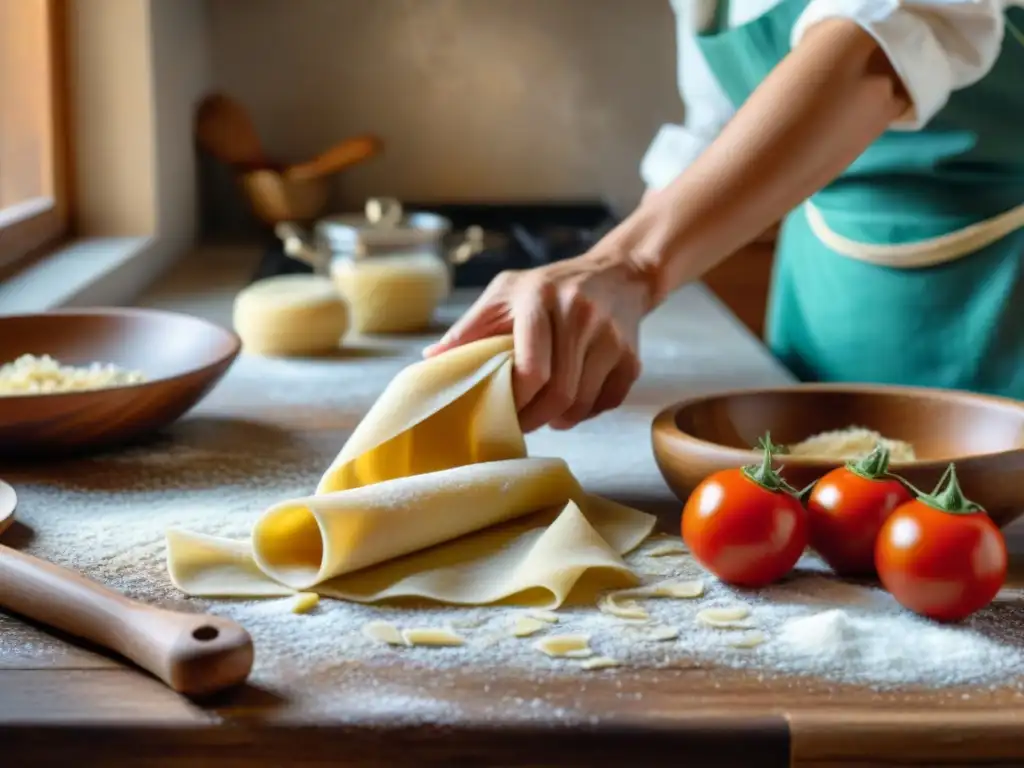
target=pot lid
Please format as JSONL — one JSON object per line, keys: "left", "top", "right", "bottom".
{"left": 316, "top": 197, "right": 451, "bottom": 252}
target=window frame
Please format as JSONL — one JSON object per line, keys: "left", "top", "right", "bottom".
{"left": 0, "top": 0, "right": 71, "bottom": 272}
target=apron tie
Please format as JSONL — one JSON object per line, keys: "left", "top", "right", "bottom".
{"left": 804, "top": 200, "right": 1024, "bottom": 269}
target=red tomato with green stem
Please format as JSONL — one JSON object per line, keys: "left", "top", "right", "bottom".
{"left": 875, "top": 463, "right": 1006, "bottom": 622}
{"left": 682, "top": 435, "right": 808, "bottom": 588}
{"left": 805, "top": 443, "right": 913, "bottom": 577}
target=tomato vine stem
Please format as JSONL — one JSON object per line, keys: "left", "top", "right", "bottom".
{"left": 846, "top": 443, "right": 892, "bottom": 480}
{"left": 917, "top": 463, "right": 985, "bottom": 515}
{"left": 743, "top": 432, "right": 799, "bottom": 495}
{"left": 757, "top": 433, "right": 789, "bottom": 455}
{"left": 845, "top": 442, "right": 929, "bottom": 498}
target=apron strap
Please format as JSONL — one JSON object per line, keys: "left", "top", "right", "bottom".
{"left": 805, "top": 200, "right": 1024, "bottom": 269}
{"left": 710, "top": 0, "right": 730, "bottom": 34}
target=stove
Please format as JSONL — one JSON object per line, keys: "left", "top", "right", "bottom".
{"left": 252, "top": 201, "right": 619, "bottom": 286}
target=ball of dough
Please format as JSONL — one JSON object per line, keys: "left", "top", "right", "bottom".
{"left": 233, "top": 274, "right": 348, "bottom": 357}
{"left": 331, "top": 253, "right": 449, "bottom": 334}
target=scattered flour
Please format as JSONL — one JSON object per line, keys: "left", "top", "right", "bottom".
{"left": 773, "top": 608, "right": 1020, "bottom": 686}
{"left": 195, "top": 547, "right": 1024, "bottom": 691}
{"left": 3, "top": 347, "right": 1023, "bottom": 720}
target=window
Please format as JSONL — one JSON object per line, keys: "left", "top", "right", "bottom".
{"left": 0, "top": 0, "right": 70, "bottom": 270}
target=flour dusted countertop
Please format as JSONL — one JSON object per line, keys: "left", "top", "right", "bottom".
{"left": 5, "top": 245, "right": 1024, "bottom": 768}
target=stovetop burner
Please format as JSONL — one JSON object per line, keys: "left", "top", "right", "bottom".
{"left": 253, "top": 201, "right": 618, "bottom": 287}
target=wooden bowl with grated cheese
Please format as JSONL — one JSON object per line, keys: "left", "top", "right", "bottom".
{"left": 651, "top": 384, "right": 1024, "bottom": 528}
{"left": 0, "top": 308, "right": 240, "bottom": 459}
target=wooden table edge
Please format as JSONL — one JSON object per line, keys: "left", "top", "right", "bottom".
{"left": 0, "top": 712, "right": 792, "bottom": 767}
{"left": 787, "top": 708, "right": 1024, "bottom": 766}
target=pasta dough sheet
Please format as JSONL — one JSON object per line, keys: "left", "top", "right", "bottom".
{"left": 166, "top": 335, "right": 656, "bottom": 607}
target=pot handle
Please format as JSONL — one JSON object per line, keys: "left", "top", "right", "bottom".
{"left": 451, "top": 225, "right": 486, "bottom": 264}
{"left": 275, "top": 222, "right": 330, "bottom": 274}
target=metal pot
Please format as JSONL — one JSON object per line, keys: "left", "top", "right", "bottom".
{"left": 274, "top": 197, "right": 484, "bottom": 276}
{"left": 274, "top": 198, "right": 485, "bottom": 334}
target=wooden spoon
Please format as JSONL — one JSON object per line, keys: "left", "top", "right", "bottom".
{"left": 0, "top": 480, "right": 253, "bottom": 697}
{"left": 284, "top": 134, "right": 382, "bottom": 182}
{"left": 195, "top": 93, "right": 267, "bottom": 169}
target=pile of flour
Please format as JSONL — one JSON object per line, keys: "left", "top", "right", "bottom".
{"left": 5, "top": 350, "right": 1024, "bottom": 700}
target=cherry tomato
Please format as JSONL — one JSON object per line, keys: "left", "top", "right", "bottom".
{"left": 875, "top": 464, "right": 1006, "bottom": 622}
{"left": 806, "top": 444, "right": 913, "bottom": 577}
{"left": 682, "top": 438, "right": 807, "bottom": 587}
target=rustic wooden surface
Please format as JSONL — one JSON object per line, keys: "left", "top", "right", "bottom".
{"left": 3, "top": 246, "right": 1024, "bottom": 767}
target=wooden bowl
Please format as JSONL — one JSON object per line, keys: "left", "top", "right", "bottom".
{"left": 651, "top": 384, "right": 1024, "bottom": 528}
{"left": 0, "top": 308, "right": 241, "bottom": 458}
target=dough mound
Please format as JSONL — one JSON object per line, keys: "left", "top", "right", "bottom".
{"left": 233, "top": 274, "right": 348, "bottom": 357}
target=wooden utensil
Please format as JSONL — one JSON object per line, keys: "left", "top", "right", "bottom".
{"left": 651, "top": 383, "right": 1024, "bottom": 528}
{"left": 0, "top": 308, "right": 241, "bottom": 458}
{"left": 240, "top": 168, "right": 330, "bottom": 225}
{"left": 196, "top": 93, "right": 267, "bottom": 169}
{"left": 0, "top": 480, "right": 253, "bottom": 697}
{"left": 284, "top": 134, "right": 382, "bottom": 182}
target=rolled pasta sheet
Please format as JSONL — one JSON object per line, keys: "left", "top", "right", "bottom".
{"left": 252, "top": 457, "right": 581, "bottom": 590}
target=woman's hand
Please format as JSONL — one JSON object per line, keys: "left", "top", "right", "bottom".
{"left": 423, "top": 249, "right": 654, "bottom": 432}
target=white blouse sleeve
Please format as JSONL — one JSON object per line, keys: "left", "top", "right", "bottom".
{"left": 640, "top": 0, "right": 736, "bottom": 191}
{"left": 792, "top": 0, "right": 1015, "bottom": 130}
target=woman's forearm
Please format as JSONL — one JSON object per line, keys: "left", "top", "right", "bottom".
{"left": 611, "top": 19, "right": 910, "bottom": 307}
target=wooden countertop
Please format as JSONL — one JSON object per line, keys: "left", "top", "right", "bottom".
{"left": 3, "top": 246, "right": 1024, "bottom": 767}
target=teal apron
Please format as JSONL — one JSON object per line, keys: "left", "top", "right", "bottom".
{"left": 696, "top": 1, "right": 1024, "bottom": 398}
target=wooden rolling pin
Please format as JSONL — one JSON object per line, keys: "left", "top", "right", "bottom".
{"left": 0, "top": 497, "right": 253, "bottom": 697}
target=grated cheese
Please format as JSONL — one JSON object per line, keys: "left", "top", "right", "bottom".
{"left": 0, "top": 354, "right": 147, "bottom": 396}
{"left": 787, "top": 426, "right": 915, "bottom": 462}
